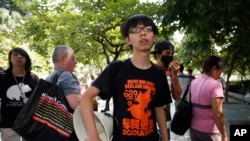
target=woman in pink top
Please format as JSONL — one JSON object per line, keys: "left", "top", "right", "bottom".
{"left": 190, "top": 56, "right": 228, "bottom": 141}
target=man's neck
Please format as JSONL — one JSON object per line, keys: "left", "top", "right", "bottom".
{"left": 12, "top": 67, "right": 26, "bottom": 76}
{"left": 131, "top": 53, "right": 151, "bottom": 70}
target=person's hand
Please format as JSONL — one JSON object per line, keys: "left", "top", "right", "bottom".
{"left": 168, "top": 60, "right": 180, "bottom": 76}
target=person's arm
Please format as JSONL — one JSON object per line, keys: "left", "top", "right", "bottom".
{"left": 66, "top": 94, "right": 81, "bottom": 110}
{"left": 62, "top": 72, "right": 81, "bottom": 110}
{"left": 169, "top": 60, "right": 182, "bottom": 100}
{"left": 212, "top": 97, "right": 228, "bottom": 141}
{"left": 170, "top": 75, "right": 182, "bottom": 100}
{"left": 80, "top": 86, "right": 102, "bottom": 141}
{"left": 155, "top": 107, "right": 169, "bottom": 141}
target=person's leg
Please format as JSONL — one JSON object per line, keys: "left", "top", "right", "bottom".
{"left": 164, "top": 104, "right": 171, "bottom": 139}
{"left": 190, "top": 128, "right": 213, "bottom": 141}
{"left": 1, "top": 128, "right": 20, "bottom": 141}
{"left": 190, "top": 128, "right": 200, "bottom": 141}
{"left": 167, "top": 128, "right": 170, "bottom": 140}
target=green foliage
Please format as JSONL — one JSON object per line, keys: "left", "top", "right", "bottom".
{"left": 2, "top": 0, "right": 249, "bottom": 82}
{"left": 12, "top": 0, "right": 160, "bottom": 67}
{"left": 0, "top": 0, "right": 161, "bottom": 80}
{"left": 160, "top": 0, "right": 250, "bottom": 80}
{"left": 0, "top": 6, "right": 25, "bottom": 69}
{"left": 0, "top": 0, "right": 25, "bottom": 15}
{"left": 159, "top": 0, "right": 250, "bottom": 103}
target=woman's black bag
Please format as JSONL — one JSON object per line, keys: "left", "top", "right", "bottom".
{"left": 12, "top": 72, "right": 78, "bottom": 141}
{"left": 170, "top": 84, "right": 192, "bottom": 135}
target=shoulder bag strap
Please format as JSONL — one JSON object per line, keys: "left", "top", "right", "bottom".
{"left": 182, "top": 83, "right": 190, "bottom": 101}
{"left": 51, "top": 71, "right": 64, "bottom": 85}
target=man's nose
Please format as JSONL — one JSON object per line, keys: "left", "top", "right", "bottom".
{"left": 140, "top": 30, "right": 146, "bottom": 36}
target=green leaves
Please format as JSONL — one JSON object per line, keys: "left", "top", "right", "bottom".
{"left": 161, "top": 0, "right": 250, "bottom": 76}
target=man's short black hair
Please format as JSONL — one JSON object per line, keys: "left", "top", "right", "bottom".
{"left": 152, "top": 40, "right": 174, "bottom": 54}
{"left": 120, "top": 14, "right": 158, "bottom": 38}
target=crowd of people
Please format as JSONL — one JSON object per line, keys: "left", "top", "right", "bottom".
{"left": 0, "top": 14, "right": 228, "bottom": 141}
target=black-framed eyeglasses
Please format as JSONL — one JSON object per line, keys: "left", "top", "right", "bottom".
{"left": 129, "top": 26, "right": 153, "bottom": 33}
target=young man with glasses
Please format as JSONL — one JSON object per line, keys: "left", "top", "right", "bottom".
{"left": 80, "top": 14, "right": 172, "bottom": 141}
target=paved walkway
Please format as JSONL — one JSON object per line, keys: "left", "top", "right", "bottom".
{"left": 223, "top": 103, "right": 250, "bottom": 138}
{"left": 97, "top": 96, "right": 250, "bottom": 141}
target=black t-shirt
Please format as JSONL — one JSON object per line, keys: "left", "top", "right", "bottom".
{"left": 0, "top": 70, "right": 39, "bottom": 127}
{"left": 92, "top": 59, "right": 172, "bottom": 141}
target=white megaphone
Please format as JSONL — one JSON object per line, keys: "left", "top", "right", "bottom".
{"left": 73, "top": 107, "right": 113, "bottom": 141}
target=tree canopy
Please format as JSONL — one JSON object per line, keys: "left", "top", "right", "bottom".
{"left": 160, "top": 0, "right": 250, "bottom": 102}
{"left": 1, "top": 0, "right": 160, "bottom": 83}
{"left": 161, "top": 0, "right": 249, "bottom": 75}
{"left": 12, "top": 0, "right": 159, "bottom": 65}
{"left": 0, "top": 0, "right": 249, "bottom": 91}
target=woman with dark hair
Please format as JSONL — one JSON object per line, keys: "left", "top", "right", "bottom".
{"left": 190, "top": 55, "right": 228, "bottom": 141}
{"left": 0, "top": 47, "right": 39, "bottom": 141}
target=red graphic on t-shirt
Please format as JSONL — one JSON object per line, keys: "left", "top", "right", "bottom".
{"left": 127, "top": 89, "right": 151, "bottom": 120}
{"left": 122, "top": 79, "right": 156, "bottom": 137}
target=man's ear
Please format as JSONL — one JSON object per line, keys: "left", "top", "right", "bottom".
{"left": 125, "top": 37, "right": 132, "bottom": 46}
{"left": 60, "top": 56, "right": 66, "bottom": 64}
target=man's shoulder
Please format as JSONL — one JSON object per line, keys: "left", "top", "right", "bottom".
{"left": 30, "top": 72, "right": 39, "bottom": 79}
{"left": 151, "top": 63, "right": 164, "bottom": 71}
{"left": 59, "top": 71, "right": 75, "bottom": 80}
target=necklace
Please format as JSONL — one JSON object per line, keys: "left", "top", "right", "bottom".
{"left": 12, "top": 73, "right": 26, "bottom": 86}
{"left": 12, "top": 73, "right": 28, "bottom": 102}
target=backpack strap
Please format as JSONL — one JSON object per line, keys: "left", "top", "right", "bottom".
{"left": 103, "top": 60, "right": 125, "bottom": 129}
{"left": 51, "top": 71, "right": 64, "bottom": 85}
{"left": 182, "top": 83, "right": 190, "bottom": 101}
{"left": 108, "top": 60, "right": 125, "bottom": 98}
